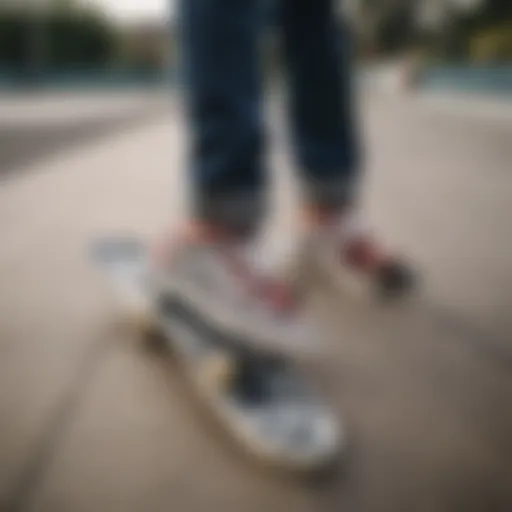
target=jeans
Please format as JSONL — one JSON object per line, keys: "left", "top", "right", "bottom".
{"left": 179, "top": 0, "right": 362, "bottom": 232}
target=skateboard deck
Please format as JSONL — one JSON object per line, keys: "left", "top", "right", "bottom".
{"left": 91, "top": 235, "right": 342, "bottom": 472}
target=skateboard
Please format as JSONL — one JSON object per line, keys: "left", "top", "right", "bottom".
{"left": 91, "top": 235, "right": 342, "bottom": 473}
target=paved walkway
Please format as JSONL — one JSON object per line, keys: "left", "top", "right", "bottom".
{"left": 0, "top": 92, "right": 511, "bottom": 512}
{"left": 0, "top": 90, "right": 169, "bottom": 178}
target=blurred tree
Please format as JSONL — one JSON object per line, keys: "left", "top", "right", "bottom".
{"left": 46, "top": 11, "right": 116, "bottom": 70}
{"left": 344, "top": 0, "right": 511, "bottom": 62}
{"left": 0, "top": 1, "right": 118, "bottom": 75}
{"left": 426, "top": 0, "right": 512, "bottom": 61}
{"left": 50, "top": 0, "right": 74, "bottom": 11}
{"left": 0, "top": 11, "right": 28, "bottom": 72}
{"left": 473, "top": 0, "right": 512, "bottom": 26}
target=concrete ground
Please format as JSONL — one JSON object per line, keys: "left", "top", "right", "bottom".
{"left": 0, "top": 90, "right": 511, "bottom": 512}
{"left": 0, "top": 90, "right": 169, "bottom": 178}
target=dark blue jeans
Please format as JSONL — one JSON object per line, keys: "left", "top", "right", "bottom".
{"left": 179, "top": 0, "right": 362, "bottom": 232}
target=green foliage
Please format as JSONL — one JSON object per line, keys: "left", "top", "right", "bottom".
{"left": 350, "top": 0, "right": 512, "bottom": 63}
{"left": 435, "top": 0, "right": 512, "bottom": 63}
{"left": 46, "top": 12, "right": 115, "bottom": 69}
{"left": 0, "top": 4, "right": 117, "bottom": 71}
{"left": 467, "top": 0, "right": 512, "bottom": 31}
{"left": 374, "top": 4, "right": 417, "bottom": 56}
{"left": 470, "top": 23, "right": 512, "bottom": 62}
{"left": 0, "top": 11, "right": 29, "bottom": 71}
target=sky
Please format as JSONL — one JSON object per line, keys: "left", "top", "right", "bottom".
{"left": 88, "top": 0, "right": 174, "bottom": 23}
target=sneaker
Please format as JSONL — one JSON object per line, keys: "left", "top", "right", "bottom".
{"left": 150, "top": 226, "right": 320, "bottom": 357}
{"left": 302, "top": 211, "right": 416, "bottom": 299}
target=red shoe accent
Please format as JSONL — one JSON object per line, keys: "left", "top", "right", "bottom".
{"left": 342, "top": 234, "right": 390, "bottom": 273}
{"left": 225, "top": 252, "right": 298, "bottom": 315}
{"left": 261, "top": 280, "right": 298, "bottom": 314}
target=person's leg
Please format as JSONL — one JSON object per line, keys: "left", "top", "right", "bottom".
{"left": 280, "top": 0, "right": 361, "bottom": 211}
{"left": 179, "top": 0, "right": 266, "bottom": 235}
{"left": 280, "top": 0, "right": 413, "bottom": 296}
{"left": 151, "top": 0, "right": 316, "bottom": 357}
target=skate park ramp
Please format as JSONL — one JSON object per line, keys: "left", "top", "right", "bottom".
{"left": 0, "top": 91, "right": 511, "bottom": 512}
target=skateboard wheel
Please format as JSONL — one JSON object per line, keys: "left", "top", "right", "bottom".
{"left": 133, "top": 313, "right": 154, "bottom": 333}
{"left": 198, "top": 353, "right": 237, "bottom": 391}
{"left": 125, "top": 303, "right": 156, "bottom": 333}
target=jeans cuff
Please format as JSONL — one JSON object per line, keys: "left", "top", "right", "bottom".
{"left": 194, "top": 190, "right": 266, "bottom": 235}
{"left": 301, "top": 176, "right": 358, "bottom": 211}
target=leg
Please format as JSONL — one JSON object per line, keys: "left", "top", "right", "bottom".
{"left": 279, "top": 0, "right": 414, "bottom": 296}
{"left": 152, "top": 0, "right": 316, "bottom": 357}
{"left": 279, "top": 0, "right": 361, "bottom": 210}
{"left": 179, "top": 0, "right": 266, "bottom": 234}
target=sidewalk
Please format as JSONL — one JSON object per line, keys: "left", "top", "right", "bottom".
{"left": 408, "top": 89, "right": 512, "bottom": 124}
{"left": 0, "top": 89, "right": 170, "bottom": 126}
{"left": 0, "top": 89, "right": 170, "bottom": 178}
{"left": 363, "top": 62, "right": 512, "bottom": 123}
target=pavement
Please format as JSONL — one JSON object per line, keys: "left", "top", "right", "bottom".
{"left": 0, "top": 90, "right": 170, "bottom": 178}
{"left": 0, "top": 90, "right": 511, "bottom": 512}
